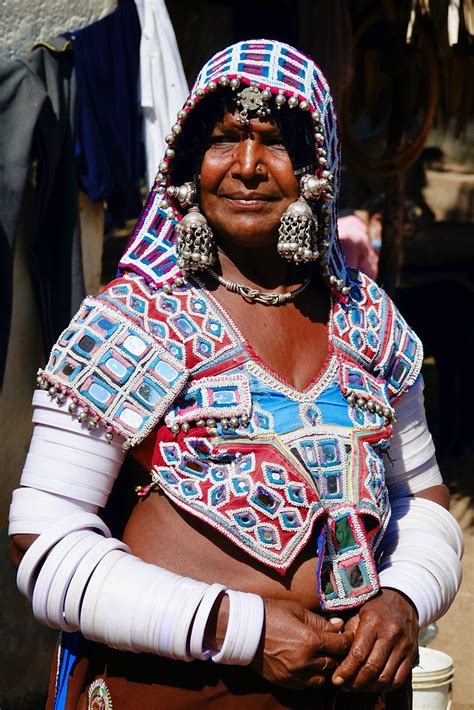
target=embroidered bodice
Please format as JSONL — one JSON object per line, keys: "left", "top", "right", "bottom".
{"left": 40, "top": 271, "right": 422, "bottom": 611}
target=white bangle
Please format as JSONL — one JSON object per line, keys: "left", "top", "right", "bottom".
{"left": 156, "top": 576, "right": 205, "bottom": 660}
{"left": 382, "top": 530, "right": 461, "bottom": 600}
{"left": 378, "top": 497, "right": 463, "bottom": 626}
{"left": 211, "top": 590, "right": 264, "bottom": 665}
{"left": 32, "top": 530, "right": 97, "bottom": 627}
{"left": 8, "top": 487, "right": 97, "bottom": 536}
{"left": 385, "top": 378, "right": 442, "bottom": 495}
{"left": 378, "top": 563, "right": 440, "bottom": 627}
{"left": 29, "top": 438, "right": 119, "bottom": 475}
{"left": 241, "top": 593, "right": 265, "bottom": 662}
{"left": 33, "top": 423, "right": 123, "bottom": 459}
{"left": 21, "top": 454, "right": 116, "bottom": 507}
{"left": 17, "top": 512, "right": 111, "bottom": 599}
{"left": 379, "top": 542, "right": 455, "bottom": 617}
{"left": 46, "top": 532, "right": 102, "bottom": 631}
{"left": 32, "top": 406, "right": 106, "bottom": 438}
{"left": 170, "top": 578, "right": 208, "bottom": 660}
{"left": 148, "top": 572, "right": 191, "bottom": 653}
{"left": 64, "top": 536, "right": 130, "bottom": 628}
{"left": 80, "top": 549, "right": 131, "bottom": 645}
{"left": 390, "top": 497, "right": 464, "bottom": 558}
{"left": 189, "top": 583, "right": 227, "bottom": 660}
{"left": 212, "top": 590, "right": 243, "bottom": 664}
{"left": 98, "top": 554, "right": 149, "bottom": 651}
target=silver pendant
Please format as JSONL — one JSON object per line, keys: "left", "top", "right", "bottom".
{"left": 235, "top": 85, "right": 272, "bottom": 125}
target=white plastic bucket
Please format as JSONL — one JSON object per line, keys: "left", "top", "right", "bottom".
{"left": 412, "top": 646, "right": 454, "bottom": 709}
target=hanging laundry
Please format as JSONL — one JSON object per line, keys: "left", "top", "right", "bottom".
{"left": 464, "top": 0, "right": 474, "bottom": 36}
{"left": 406, "top": 0, "right": 432, "bottom": 44}
{"left": 430, "top": 0, "right": 474, "bottom": 130}
{"left": 449, "top": 0, "right": 462, "bottom": 45}
{"left": 448, "top": 0, "right": 474, "bottom": 51}
{"left": 0, "top": 38, "right": 85, "bottom": 386}
{"left": 134, "top": 0, "right": 188, "bottom": 189}
{"left": 64, "top": 1, "right": 143, "bottom": 223}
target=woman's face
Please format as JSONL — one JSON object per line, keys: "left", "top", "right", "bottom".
{"left": 199, "top": 110, "right": 300, "bottom": 249}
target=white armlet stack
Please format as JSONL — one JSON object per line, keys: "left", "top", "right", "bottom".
{"left": 9, "top": 391, "right": 264, "bottom": 665}
{"left": 383, "top": 377, "right": 443, "bottom": 496}
{"left": 379, "top": 379, "right": 463, "bottom": 626}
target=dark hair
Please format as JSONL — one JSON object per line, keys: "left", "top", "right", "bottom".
{"left": 170, "top": 87, "right": 315, "bottom": 186}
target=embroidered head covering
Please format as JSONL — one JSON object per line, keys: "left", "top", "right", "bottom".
{"left": 119, "top": 39, "right": 350, "bottom": 295}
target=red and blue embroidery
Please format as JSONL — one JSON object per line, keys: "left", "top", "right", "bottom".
{"left": 40, "top": 271, "right": 421, "bottom": 611}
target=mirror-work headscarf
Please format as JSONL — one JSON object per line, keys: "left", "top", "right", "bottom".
{"left": 119, "top": 39, "right": 350, "bottom": 296}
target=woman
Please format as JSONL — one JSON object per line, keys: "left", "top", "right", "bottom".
{"left": 9, "top": 40, "right": 462, "bottom": 709}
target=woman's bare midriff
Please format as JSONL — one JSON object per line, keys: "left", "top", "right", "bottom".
{"left": 122, "top": 491, "right": 322, "bottom": 612}
{"left": 120, "top": 283, "right": 332, "bottom": 615}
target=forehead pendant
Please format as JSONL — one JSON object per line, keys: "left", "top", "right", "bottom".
{"left": 235, "top": 85, "right": 272, "bottom": 126}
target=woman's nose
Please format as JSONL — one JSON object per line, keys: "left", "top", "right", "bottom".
{"left": 232, "top": 137, "right": 266, "bottom": 180}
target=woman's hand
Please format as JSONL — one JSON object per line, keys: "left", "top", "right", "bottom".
{"left": 331, "top": 588, "right": 419, "bottom": 693}
{"left": 251, "top": 598, "right": 353, "bottom": 689}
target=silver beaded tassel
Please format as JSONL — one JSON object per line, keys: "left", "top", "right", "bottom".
{"left": 277, "top": 197, "right": 319, "bottom": 263}
{"left": 176, "top": 206, "right": 217, "bottom": 273}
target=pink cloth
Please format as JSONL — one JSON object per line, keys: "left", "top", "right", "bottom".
{"left": 337, "top": 215, "right": 379, "bottom": 279}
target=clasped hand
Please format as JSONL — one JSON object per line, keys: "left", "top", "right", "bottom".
{"left": 253, "top": 589, "right": 418, "bottom": 693}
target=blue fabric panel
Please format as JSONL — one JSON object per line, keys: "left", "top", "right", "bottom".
{"left": 54, "top": 632, "right": 80, "bottom": 710}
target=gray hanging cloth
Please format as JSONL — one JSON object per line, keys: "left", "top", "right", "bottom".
{"left": 0, "top": 37, "right": 85, "bottom": 387}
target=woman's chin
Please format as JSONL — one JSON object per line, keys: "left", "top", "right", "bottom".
{"left": 218, "top": 229, "right": 279, "bottom": 251}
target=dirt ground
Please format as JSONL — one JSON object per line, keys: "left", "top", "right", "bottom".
{"left": 423, "top": 486, "right": 474, "bottom": 708}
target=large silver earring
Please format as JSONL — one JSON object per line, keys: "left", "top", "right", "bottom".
{"left": 176, "top": 206, "right": 216, "bottom": 273}
{"left": 278, "top": 197, "right": 319, "bottom": 263}
{"left": 168, "top": 182, "right": 217, "bottom": 273}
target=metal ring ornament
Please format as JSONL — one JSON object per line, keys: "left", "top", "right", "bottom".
{"left": 340, "top": 12, "right": 439, "bottom": 177}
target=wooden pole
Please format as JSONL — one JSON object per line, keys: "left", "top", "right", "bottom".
{"left": 378, "top": 172, "right": 406, "bottom": 297}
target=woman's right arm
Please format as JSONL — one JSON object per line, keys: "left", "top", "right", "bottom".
{"left": 10, "top": 390, "right": 352, "bottom": 687}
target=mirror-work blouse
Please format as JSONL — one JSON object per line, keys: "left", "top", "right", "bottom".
{"left": 40, "top": 270, "right": 422, "bottom": 611}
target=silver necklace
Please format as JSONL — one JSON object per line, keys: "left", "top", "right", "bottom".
{"left": 207, "top": 268, "right": 312, "bottom": 306}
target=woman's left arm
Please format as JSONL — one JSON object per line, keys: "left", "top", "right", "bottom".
{"left": 331, "top": 378, "right": 463, "bottom": 693}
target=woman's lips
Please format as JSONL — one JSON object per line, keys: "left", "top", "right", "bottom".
{"left": 223, "top": 196, "right": 276, "bottom": 209}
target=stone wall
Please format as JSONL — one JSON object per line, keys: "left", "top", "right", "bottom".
{"left": 1, "top": 0, "right": 116, "bottom": 63}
